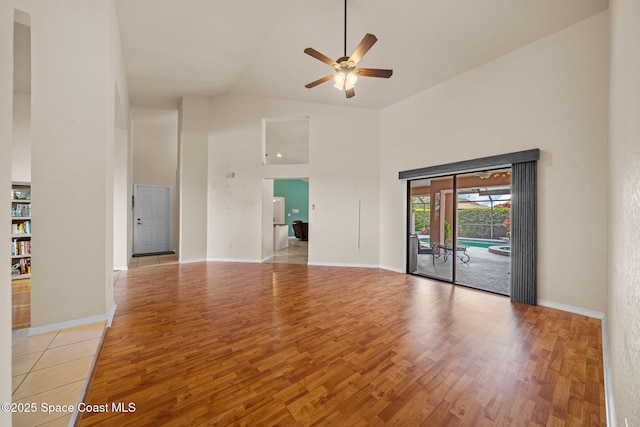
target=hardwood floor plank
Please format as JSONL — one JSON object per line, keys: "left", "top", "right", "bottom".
{"left": 79, "top": 262, "right": 605, "bottom": 426}
{"left": 11, "top": 278, "right": 30, "bottom": 330}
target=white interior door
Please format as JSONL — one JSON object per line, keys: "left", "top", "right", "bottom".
{"left": 134, "top": 185, "right": 171, "bottom": 255}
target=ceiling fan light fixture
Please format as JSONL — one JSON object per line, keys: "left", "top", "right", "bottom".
{"left": 303, "top": 0, "right": 392, "bottom": 98}
{"left": 333, "top": 70, "right": 357, "bottom": 90}
{"left": 333, "top": 72, "right": 346, "bottom": 89}
{"left": 345, "top": 72, "right": 357, "bottom": 88}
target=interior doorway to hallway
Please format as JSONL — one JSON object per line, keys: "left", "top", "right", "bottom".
{"left": 264, "top": 179, "right": 309, "bottom": 265}
{"left": 261, "top": 116, "right": 310, "bottom": 265}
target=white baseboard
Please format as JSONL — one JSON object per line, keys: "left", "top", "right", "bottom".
{"left": 206, "top": 257, "right": 262, "bottom": 264}
{"left": 114, "top": 265, "right": 128, "bottom": 271}
{"left": 600, "top": 317, "right": 617, "bottom": 427}
{"left": 379, "top": 264, "right": 405, "bottom": 274}
{"left": 105, "top": 302, "right": 117, "bottom": 327}
{"left": 179, "top": 257, "right": 207, "bottom": 264}
{"left": 13, "top": 310, "right": 112, "bottom": 338}
{"left": 203, "top": 258, "right": 392, "bottom": 269}
{"left": 537, "top": 299, "right": 605, "bottom": 319}
{"left": 307, "top": 261, "right": 380, "bottom": 269}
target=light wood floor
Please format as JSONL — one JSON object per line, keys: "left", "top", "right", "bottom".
{"left": 11, "top": 278, "right": 30, "bottom": 330}
{"left": 80, "top": 262, "right": 605, "bottom": 426}
{"left": 9, "top": 251, "right": 180, "bottom": 331}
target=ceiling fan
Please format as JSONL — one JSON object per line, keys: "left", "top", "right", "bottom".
{"left": 304, "top": 0, "right": 393, "bottom": 98}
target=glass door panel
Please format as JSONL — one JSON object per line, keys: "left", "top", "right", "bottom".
{"left": 409, "top": 176, "right": 454, "bottom": 282}
{"left": 454, "top": 169, "right": 512, "bottom": 295}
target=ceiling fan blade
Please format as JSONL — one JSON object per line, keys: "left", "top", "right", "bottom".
{"left": 305, "top": 74, "right": 334, "bottom": 89}
{"left": 349, "top": 33, "right": 377, "bottom": 65}
{"left": 345, "top": 87, "right": 355, "bottom": 98}
{"left": 304, "top": 48, "right": 337, "bottom": 66}
{"left": 357, "top": 68, "right": 393, "bottom": 78}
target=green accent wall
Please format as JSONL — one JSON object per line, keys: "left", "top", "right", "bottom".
{"left": 274, "top": 179, "right": 309, "bottom": 237}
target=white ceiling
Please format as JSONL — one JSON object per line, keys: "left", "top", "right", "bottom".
{"left": 115, "top": 0, "right": 608, "bottom": 110}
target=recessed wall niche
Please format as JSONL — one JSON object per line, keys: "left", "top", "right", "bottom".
{"left": 263, "top": 117, "right": 309, "bottom": 165}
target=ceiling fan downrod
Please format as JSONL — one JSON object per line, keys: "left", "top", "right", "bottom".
{"left": 343, "top": 0, "right": 347, "bottom": 57}
{"left": 303, "top": 0, "right": 393, "bottom": 98}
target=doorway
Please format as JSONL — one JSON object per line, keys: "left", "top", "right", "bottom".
{"left": 133, "top": 184, "right": 171, "bottom": 255}
{"left": 261, "top": 117, "right": 310, "bottom": 264}
{"left": 408, "top": 168, "right": 512, "bottom": 295}
{"left": 263, "top": 179, "right": 309, "bottom": 265}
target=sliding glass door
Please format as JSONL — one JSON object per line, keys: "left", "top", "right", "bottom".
{"left": 409, "top": 169, "right": 512, "bottom": 296}
{"left": 402, "top": 149, "right": 539, "bottom": 304}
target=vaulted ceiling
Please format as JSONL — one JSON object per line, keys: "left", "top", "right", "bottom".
{"left": 115, "top": 0, "right": 608, "bottom": 109}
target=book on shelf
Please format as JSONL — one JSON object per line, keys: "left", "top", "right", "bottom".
{"left": 11, "top": 239, "right": 31, "bottom": 256}
{"left": 12, "top": 220, "right": 31, "bottom": 235}
{"left": 20, "top": 258, "right": 30, "bottom": 275}
{"left": 10, "top": 184, "right": 32, "bottom": 279}
{"left": 11, "top": 204, "right": 31, "bottom": 218}
{"left": 11, "top": 258, "right": 30, "bottom": 276}
{"left": 11, "top": 258, "right": 31, "bottom": 276}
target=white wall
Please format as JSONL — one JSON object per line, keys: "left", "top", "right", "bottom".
{"left": 261, "top": 179, "right": 274, "bottom": 261}
{"left": 12, "top": 17, "right": 30, "bottom": 184}
{"left": 208, "top": 94, "right": 380, "bottom": 266}
{"left": 0, "top": 2, "right": 14, "bottom": 425}
{"left": 608, "top": 0, "right": 640, "bottom": 424}
{"left": 132, "top": 108, "right": 178, "bottom": 253}
{"left": 113, "top": 127, "right": 129, "bottom": 270}
{"left": 178, "top": 97, "right": 209, "bottom": 262}
{"left": 26, "top": 0, "right": 128, "bottom": 326}
{"left": 380, "top": 12, "right": 609, "bottom": 312}
{"left": 107, "top": 2, "right": 130, "bottom": 307}
{"left": 12, "top": 92, "right": 30, "bottom": 182}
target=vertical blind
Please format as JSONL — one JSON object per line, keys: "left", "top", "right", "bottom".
{"left": 510, "top": 161, "right": 537, "bottom": 305}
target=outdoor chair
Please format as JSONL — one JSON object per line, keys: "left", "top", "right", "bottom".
{"left": 417, "top": 241, "right": 435, "bottom": 266}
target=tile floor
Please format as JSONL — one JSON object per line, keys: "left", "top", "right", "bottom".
{"left": 12, "top": 322, "right": 106, "bottom": 426}
{"left": 265, "top": 238, "right": 308, "bottom": 265}
{"left": 128, "top": 253, "right": 178, "bottom": 268}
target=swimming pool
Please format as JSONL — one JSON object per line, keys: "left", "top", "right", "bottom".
{"left": 418, "top": 236, "right": 505, "bottom": 249}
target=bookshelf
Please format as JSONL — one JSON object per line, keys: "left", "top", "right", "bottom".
{"left": 11, "top": 183, "right": 31, "bottom": 280}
